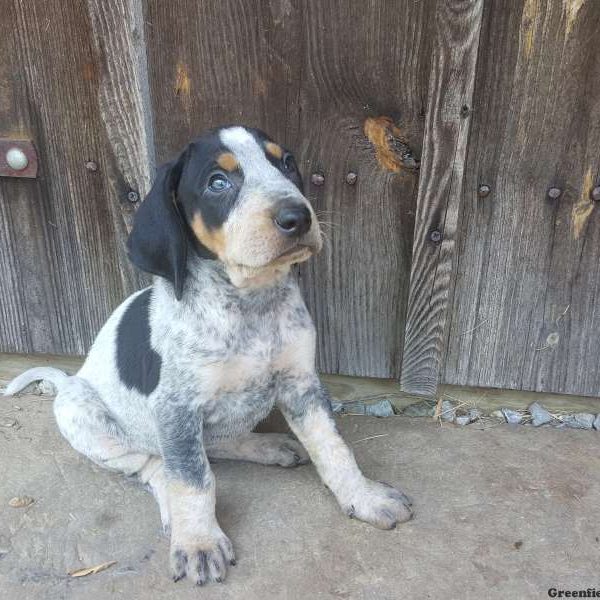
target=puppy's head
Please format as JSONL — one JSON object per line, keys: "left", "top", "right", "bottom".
{"left": 127, "top": 126, "right": 322, "bottom": 298}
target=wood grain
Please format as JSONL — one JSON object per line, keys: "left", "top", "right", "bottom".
{"left": 400, "top": 0, "right": 484, "bottom": 395}
{"left": 442, "top": 0, "right": 600, "bottom": 397}
{"left": 146, "top": 0, "right": 435, "bottom": 377}
{"left": 0, "top": 0, "right": 148, "bottom": 355}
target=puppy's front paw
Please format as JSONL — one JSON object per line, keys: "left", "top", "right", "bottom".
{"left": 170, "top": 531, "right": 235, "bottom": 585}
{"left": 344, "top": 479, "right": 413, "bottom": 530}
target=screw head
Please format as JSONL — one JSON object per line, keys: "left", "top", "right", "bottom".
{"left": 429, "top": 229, "right": 442, "bottom": 243}
{"left": 478, "top": 184, "right": 491, "bottom": 198}
{"left": 127, "top": 190, "right": 140, "bottom": 203}
{"left": 345, "top": 172, "right": 357, "bottom": 185}
{"left": 591, "top": 186, "right": 600, "bottom": 202}
{"left": 85, "top": 160, "right": 98, "bottom": 171}
{"left": 311, "top": 173, "right": 325, "bottom": 186}
{"left": 547, "top": 187, "right": 562, "bottom": 200}
{"left": 6, "top": 147, "right": 29, "bottom": 171}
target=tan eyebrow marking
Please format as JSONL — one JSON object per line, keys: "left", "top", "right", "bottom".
{"left": 217, "top": 152, "right": 239, "bottom": 172}
{"left": 265, "top": 142, "right": 283, "bottom": 160}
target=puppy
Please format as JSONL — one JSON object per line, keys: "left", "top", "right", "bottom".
{"left": 5, "top": 126, "right": 412, "bottom": 585}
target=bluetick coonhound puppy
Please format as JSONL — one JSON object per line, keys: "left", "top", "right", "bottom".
{"left": 5, "top": 126, "right": 412, "bottom": 585}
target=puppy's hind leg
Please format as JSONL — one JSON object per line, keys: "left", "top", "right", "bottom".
{"left": 206, "top": 433, "right": 310, "bottom": 467}
{"left": 53, "top": 376, "right": 170, "bottom": 531}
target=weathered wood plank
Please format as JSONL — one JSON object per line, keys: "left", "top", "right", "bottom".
{"left": 0, "top": 0, "right": 150, "bottom": 355}
{"left": 400, "top": 0, "right": 484, "bottom": 395}
{"left": 146, "top": 0, "right": 434, "bottom": 377}
{"left": 442, "top": 0, "right": 600, "bottom": 397}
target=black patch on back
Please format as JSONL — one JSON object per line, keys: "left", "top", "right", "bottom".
{"left": 116, "top": 289, "right": 162, "bottom": 395}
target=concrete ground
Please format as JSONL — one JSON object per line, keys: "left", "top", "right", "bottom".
{"left": 1, "top": 392, "right": 599, "bottom": 600}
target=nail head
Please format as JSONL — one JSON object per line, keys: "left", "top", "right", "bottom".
{"left": 345, "top": 172, "right": 357, "bottom": 185}
{"left": 429, "top": 229, "right": 442, "bottom": 243}
{"left": 547, "top": 187, "right": 562, "bottom": 200}
{"left": 311, "top": 173, "right": 325, "bottom": 186}
{"left": 127, "top": 190, "right": 140, "bottom": 203}
{"left": 478, "top": 184, "right": 491, "bottom": 198}
{"left": 85, "top": 160, "right": 98, "bottom": 172}
{"left": 591, "top": 186, "right": 600, "bottom": 202}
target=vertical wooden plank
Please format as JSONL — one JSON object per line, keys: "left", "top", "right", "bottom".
{"left": 0, "top": 0, "right": 151, "bottom": 355}
{"left": 442, "top": 0, "right": 600, "bottom": 397}
{"left": 146, "top": 0, "right": 435, "bottom": 377}
{"left": 295, "top": 1, "right": 433, "bottom": 377}
{"left": 400, "top": 0, "right": 484, "bottom": 395}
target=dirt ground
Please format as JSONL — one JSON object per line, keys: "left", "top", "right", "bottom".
{"left": 1, "top": 391, "right": 599, "bottom": 600}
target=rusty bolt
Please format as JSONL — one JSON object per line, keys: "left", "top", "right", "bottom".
{"left": 345, "top": 172, "right": 357, "bottom": 185}
{"left": 311, "top": 173, "right": 325, "bottom": 186}
{"left": 547, "top": 187, "right": 562, "bottom": 200}
{"left": 478, "top": 184, "right": 491, "bottom": 198}
{"left": 127, "top": 190, "right": 140, "bottom": 203}
{"left": 591, "top": 186, "right": 600, "bottom": 202}
{"left": 85, "top": 160, "right": 98, "bottom": 171}
{"left": 429, "top": 229, "right": 442, "bottom": 244}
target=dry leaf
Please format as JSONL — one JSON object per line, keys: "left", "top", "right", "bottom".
{"left": 69, "top": 560, "right": 117, "bottom": 578}
{"left": 8, "top": 496, "right": 34, "bottom": 508}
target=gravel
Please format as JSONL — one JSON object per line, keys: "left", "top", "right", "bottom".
{"left": 594, "top": 415, "right": 600, "bottom": 431}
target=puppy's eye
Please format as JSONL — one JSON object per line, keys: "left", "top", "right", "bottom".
{"left": 208, "top": 174, "right": 231, "bottom": 192}
{"left": 282, "top": 152, "right": 296, "bottom": 172}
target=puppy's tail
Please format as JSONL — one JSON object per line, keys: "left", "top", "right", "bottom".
{"left": 3, "top": 367, "right": 69, "bottom": 397}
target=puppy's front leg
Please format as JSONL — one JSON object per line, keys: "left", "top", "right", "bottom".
{"left": 278, "top": 377, "right": 413, "bottom": 529}
{"left": 157, "top": 405, "right": 235, "bottom": 585}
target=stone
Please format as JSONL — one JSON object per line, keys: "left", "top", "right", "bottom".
{"left": 364, "top": 400, "right": 395, "bottom": 418}
{"left": 440, "top": 400, "right": 456, "bottom": 422}
{"left": 562, "top": 413, "right": 595, "bottom": 430}
{"left": 468, "top": 408, "right": 482, "bottom": 422}
{"left": 331, "top": 401, "right": 344, "bottom": 414}
{"left": 528, "top": 402, "right": 553, "bottom": 427}
{"left": 594, "top": 415, "right": 600, "bottom": 431}
{"left": 402, "top": 400, "right": 436, "bottom": 418}
{"left": 491, "top": 410, "right": 505, "bottom": 419}
{"left": 455, "top": 415, "right": 471, "bottom": 426}
{"left": 501, "top": 408, "right": 523, "bottom": 424}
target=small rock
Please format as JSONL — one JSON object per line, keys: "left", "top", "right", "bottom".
{"left": 36, "top": 380, "right": 56, "bottom": 395}
{"left": 594, "top": 415, "right": 600, "bottom": 431}
{"left": 440, "top": 400, "right": 456, "bottom": 422}
{"left": 331, "top": 401, "right": 344, "bottom": 414}
{"left": 402, "top": 400, "right": 436, "bottom": 418}
{"left": 467, "top": 408, "right": 482, "bottom": 422}
{"left": 8, "top": 496, "right": 34, "bottom": 508}
{"left": 501, "top": 408, "right": 523, "bottom": 424}
{"left": 562, "top": 413, "right": 595, "bottom": 430}
{"left": 455, "top": 415, "right": 471, "bottom": 426}
{"left": 364, "top": 399, "right": 394, "bottom": 418}
{"left": 491, "top": 410, "right": 505, "bottom": 419}
{"left": 528, "top": 402, "right": 553, "bottom": 427}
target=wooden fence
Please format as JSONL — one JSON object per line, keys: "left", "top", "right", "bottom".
{"left": 1, "top": 0, "right": 599, "bottom": 398}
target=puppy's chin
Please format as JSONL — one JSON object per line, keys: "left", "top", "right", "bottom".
{"left": 225, "top": 247, "right": 315, "bottom": 289}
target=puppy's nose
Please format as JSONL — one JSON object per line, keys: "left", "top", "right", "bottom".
{"left": 274, "top": 204, "right": 312, "bottom": 237}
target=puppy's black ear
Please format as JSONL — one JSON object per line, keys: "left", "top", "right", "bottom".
{"left": 127, "top": 150, "right": 189, "bottom": 300}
